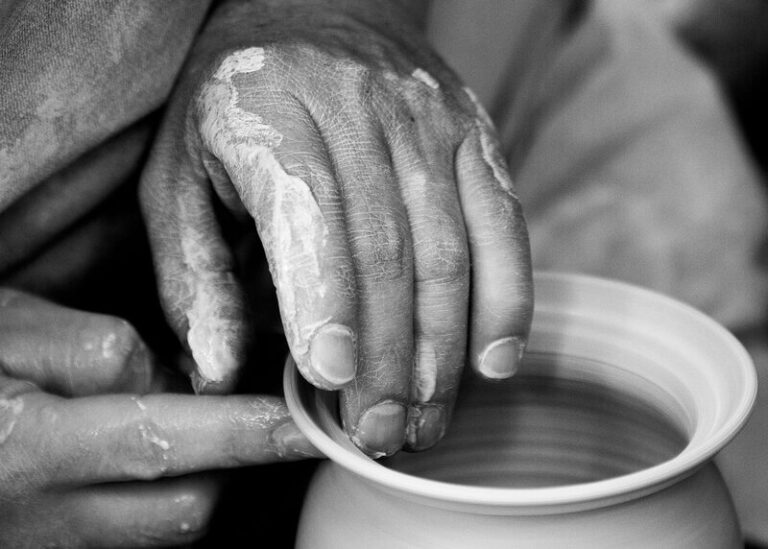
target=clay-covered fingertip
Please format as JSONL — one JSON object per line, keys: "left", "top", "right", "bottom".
{"left": 191, "top": 371, "right": 235, "bottom": 395}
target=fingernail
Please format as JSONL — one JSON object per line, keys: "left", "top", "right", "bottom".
{"left": 406, "top": 405, "right": 447, "bottom": 451}
{"left": 352, "top": 401, "right": 407, "bottom": 458}
{"left": 309, "top": 324, "right": 357, "bottom": 387}
{"left": 272, "top": 421, "right": 324, "bottom": 459}
{"left": 124, "top": 340, "right": 154, "bottom": 391}
{"left": 190, "top": 372, "right": 232, "bottom": 395}
{"left": 477, "top": 336, "right": 525, "bottom": 379}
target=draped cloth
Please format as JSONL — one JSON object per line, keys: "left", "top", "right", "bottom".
{"left": 0, "top": 0, "right": 212, "bottom": 298}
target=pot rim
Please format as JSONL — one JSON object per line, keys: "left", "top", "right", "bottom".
{"left": 284, "top": 271, "right": 757, "bottom": 509}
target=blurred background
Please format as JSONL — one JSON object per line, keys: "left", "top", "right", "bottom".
{"left": 428, "top": 0, "right": 768, "bottom": 544}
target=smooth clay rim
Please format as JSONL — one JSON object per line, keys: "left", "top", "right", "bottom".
{"left": 284, "top": 272, "right": 757, "bottom": 511}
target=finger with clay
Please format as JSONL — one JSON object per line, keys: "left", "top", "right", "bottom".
{"left": 0, "top": 289, "right": 320, "bottom": 547}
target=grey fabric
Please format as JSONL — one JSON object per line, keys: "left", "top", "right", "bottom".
{"left": 0, "top": 0, "right": 211, "bottom": 209}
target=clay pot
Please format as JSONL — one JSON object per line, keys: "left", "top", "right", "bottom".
{"left": 284, "top": 272, "right": 756, "bottom": 548}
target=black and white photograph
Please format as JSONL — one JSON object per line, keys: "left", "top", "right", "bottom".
{"left": 1, "top": 0, "right": 767, "bottom": 547}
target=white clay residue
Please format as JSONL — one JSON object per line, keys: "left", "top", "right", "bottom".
{"left": 414, "top": 341, "right": 437, "bottom": 402}
{"left": 201, "top": 48, "right": 283, "bottom": 151}
{"left": 412, "top": 68, "right": 440, "bottom": 90}
{"left": 139, "top": 423, "right": 171, "bottom": 453}
{"left": 101, "top": 332, "right": 117, "bottom": 359}
{"left": 240, "top": 396, "right": 291, "bottom": 430}
{"left": 213, "top": 47, "right": 265, "bottom": 79}
{"left": 464, "top": 87, "right": 494, "bottom": 128}
{"left": 174, "top": 494, "right": 195, "bottom": 506}
{"left": 463, "top": 87, "right": 517, "bottom": 197}
{"left": 182, "top": 233, "right": 241, "bottom": 384}
{"left": 198, "top": 47, "right": 331, "bottom": 378}
{"left": 478, "top": 131, "right": 516, "bottom": 196}
{"left": 0, "top": 398, "right": 24, "bottom": 445}
{"left": 130, "top": 396, "right": 147, "bottom": 412}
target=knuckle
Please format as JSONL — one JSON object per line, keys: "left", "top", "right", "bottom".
{"left": 346, "top": 64, "right": 380, "bottom": 104}
{"left": 355, "top": 341, "right": 412, "bottom": 391}
{"left": 351, "top": 212, "right": 410, "bottom": 281}
{"left": 210, "top": 48, "right": 270, "bottom": 88}
{"left": 414, "top": 221, "right": 469, "bottom": 284}
{"left": 197, "top": 47, "right": 285, "bottom": 150}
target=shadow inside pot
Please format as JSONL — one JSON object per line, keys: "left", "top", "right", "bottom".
{"left": 383, "top": 354, "right": 690, "bottom": 488}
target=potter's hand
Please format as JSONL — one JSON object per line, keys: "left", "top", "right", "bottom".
{"left": 0, "top": 289, "right": 319, "bottom": 547}
{"left": 140, "top": 0, "right": 533, "bottom": 456}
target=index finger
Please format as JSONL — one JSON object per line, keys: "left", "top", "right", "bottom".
{"left": 4, "top": 389, "right": 320, "bottom": 488}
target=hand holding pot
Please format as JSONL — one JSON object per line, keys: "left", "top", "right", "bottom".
{"left": 140, "top": 0, "right": 533, "bottom": 456}
{"left": 0, "top": 289, "right": 319, "bottom": 547}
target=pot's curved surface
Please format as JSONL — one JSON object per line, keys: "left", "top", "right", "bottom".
{"left": 299, "top": 461, "right": 738, "bottom": 548}
{"left": 285, "top": 272, "right": 756, "bottom": 548}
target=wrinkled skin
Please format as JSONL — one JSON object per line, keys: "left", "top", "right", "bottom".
{"left": 0, "top": 288, "right": 320, "bottom": 547}
{"left": 140, "top": 0, "right": 533, "bottom": 457}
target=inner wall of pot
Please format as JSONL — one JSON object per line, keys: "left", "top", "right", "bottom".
{"left": 383, "top": 354, "right": 690, "bottom": 488}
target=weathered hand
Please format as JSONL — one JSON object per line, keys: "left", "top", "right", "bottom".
{"left": 140, "top": 1, "right": 533, "bottom": 456}
{"left": 0, "top": 289, "right": 319, "bottom": 547}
